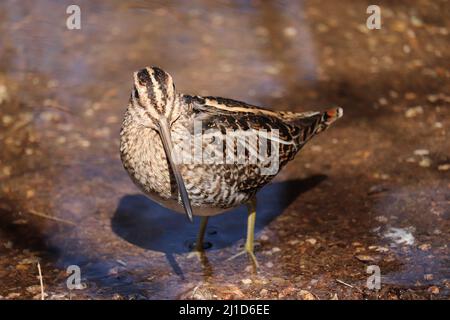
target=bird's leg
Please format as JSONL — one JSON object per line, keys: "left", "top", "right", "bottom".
{"left": 188, "top": 216, "right": 209, "bottom": 260}
{"left": 228, "top": 198, "right": 259, "bottom": 268}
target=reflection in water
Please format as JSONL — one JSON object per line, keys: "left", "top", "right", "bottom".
{"left": 112, "top": 177, "right": 325, "bottom": 275}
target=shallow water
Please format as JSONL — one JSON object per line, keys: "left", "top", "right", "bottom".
{"left": 0, "top": 0, "right": 449, "bottom": 299}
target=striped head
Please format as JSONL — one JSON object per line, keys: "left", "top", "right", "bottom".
{"left": 130, "top": 66, "right": 177, "bottom": 129}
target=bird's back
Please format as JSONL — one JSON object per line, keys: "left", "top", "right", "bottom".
{"left": 168, "top": 95, "right": 343, "bottom": 212}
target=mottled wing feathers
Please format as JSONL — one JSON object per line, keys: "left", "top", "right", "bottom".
{"left": 180, "top": 94, "right": 342, "bottom": 199}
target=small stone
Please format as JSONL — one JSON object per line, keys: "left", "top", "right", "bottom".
{"left": 26, "top": 285, "right": 42, "bottom": 294}
{"left": 13, "top": 219, "right": 28, "bottom": 225}
{"left": 0, "top": 84, "right": 10, "bottom": 104}
{"left": 16, "top": 264, "right": 29, "bottom": 271}
{"left": 405, "top": 106, "right": 423, "bottom": 118}
{"left": 368, "top": 245, "right": 389, "bottom": 253}
{"left": 375, "top": 215, "right": 389, "bottom": 223}
{"left": 305, "top": 238, "right": 317, "bottom": 245}
{"left": 434, "top": 122, "right": 443, "bottom": 129}
{"left": 297, "top": 290, "right": 315, "bottom": 300}
{"left": 428, "top": 286, "right": 439, "bottom": 294}
{"left": 419, "top": 243, "right": 431, "bottom": 251}
{"left": 414, "top": 149, "right": 429, "bottom": 156}
{"left": 4, "top": 241, "right": 13, "bottom": 249}
{"left": 241, "top": 278, "right": 252, "bottom": 285}
{"left": 265, "top": 262, "right": 274, "bottom": 268}
{"left": 355, "top": 255, "right": 376, "bottom": 263}
{"left": 405, "top": 92, "right": 417, "bottom": 100}
{"left": 424, "top": 274, "right": 434, "bottom": 281}
{"left": 411, "top": 16, "right": 423, "bottom": 27}
{"left": 418, "top": 158, "right": 431, "bottom": 168}
{"left": 427, "top": 94, "right": 439, "bottom": 103}
{"left": 2, "top": 115, "right": 13, "bottom": 125}
{"left": 26, "top": 190, "right": 35, "bottom": 198}
{"left": 437, "top": 164, "right": 450, "bottom": 171}
{"left": 272, "top": 247, "right": 281, "bottom": 253}
{"left": 259, "top": 289, "right": 268, "bottom": 297}
{"left": 79, "top": 139, "right": 90, "bottom": 148}
{"left": 7, "top": 292, "right": 21, "bottom": 299}
{"left": 260, "top": 234, "right": 269, "bottom": 241}
{"left": 378, "top": 97, "right": 388, "bottom": 106}
{"left": 389, "top": 90, "right": 399, "bottom": 99}
{"left": 368, "top": 186, "right": 389, "bottom": 196}
{"left": 264, "top": 65, "right": 280, "bottom": 75}
{"left": 317, "top": 23, "right": 329, "bottom": 33}
{"left": 108, "top": 266, "right": 120, "bottom": 276}
{"left": 2, "top": 166, "right": 11, "bottom": 177}
{"left": 283, "top": 27, "right": 297, "bottom": 37}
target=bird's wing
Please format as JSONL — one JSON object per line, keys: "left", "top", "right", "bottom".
{"left": 179, "top": 95, "right": 340, "bottom": 195}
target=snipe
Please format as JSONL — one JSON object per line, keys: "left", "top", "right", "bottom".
{"left": 120, "top": 66, "right": 343, "bottom": 267}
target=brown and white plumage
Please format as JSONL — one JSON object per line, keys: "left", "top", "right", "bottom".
{"left": 120, "top": 66, "right": 342, "bottom": 264}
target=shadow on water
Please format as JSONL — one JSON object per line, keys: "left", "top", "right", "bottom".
{"left": 111, "top": 175, "right": 326, "bottom": 275}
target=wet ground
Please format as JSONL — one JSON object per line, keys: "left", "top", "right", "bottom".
{"left": 0, "top": 0, "right": 449, "bottom": 300}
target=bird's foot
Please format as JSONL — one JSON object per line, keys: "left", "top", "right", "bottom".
{"left": 227, "top": 245, "right": 259, "bottom": 268}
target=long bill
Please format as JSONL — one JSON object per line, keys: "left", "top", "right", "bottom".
{"left": 158, "top": 117, "right": 194, "bottom": 223}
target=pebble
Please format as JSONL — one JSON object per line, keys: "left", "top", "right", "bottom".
{"left": 405, "top": 92, "right": 417, "bottom": 100}
{"left": 405, "top": 106, "right": 423, "bottom": 118}
{"left": 297, "top": 290, "right": 315, "bottom": 300}
{"left": 2, "top": 166, "right": 11, "bottom": 177}
{"left": 369, "top": 186, "right": 389, "bottom": 196}
{"left": 424, "top": 274, "right": 433, "bottom": 281}
{"left": 272, "top": 247, "right": 281, "bottom": 253}
{"left": 7, "top": 292, "right": 21, "bottom": 299}
{"left": 259, "top": 289, "right": 268, "bottom": 297}
{"left": 418, "top": 158, "right": 431, "bottom": 167}
{"left": 428, "top": 286, "right": 439, "bottom": 294}
{"left": 378, "top": 97, "right": 388, "bottom": 106}
{"left": 2, "top": 115, "right": 13, "bottom": 125}
{"left": 369, "top": 245, "right": 389, "bottom": 253}
{"left": 419, "top": 243, "right": 431, "bottom": 251}
{"left": 375, "top": 215, "right": 389, "bottom": 223}
{"left": 355, "top": 255, "right": 376, "bottom": 263}
{"left": 283, "top": 27, "right": 297, "bottom": 37}
{"left": 241, "top": 278, "right": 252, "bottom": 285}
{"left": 437, "top": 164, "right": 450, "bottom": 171}
{"left": 0, "top": 84, "right": 9, "bottom": 103}
{"left": 414, "top": 149, "right": 429, "bottom": 156}
{"left": 79, "top": 139, "right": 91, "bottom": 148}
{"left": 305, "top": 238, "right": 317, "bottom": 245}
{"left": 26, "top": 285, "right": 42, "bottom": 294}
{"left": 4, "top": 241, "right": 13, "bottom": 249}
{"left": 26, "top": 189, "right": 35, "bottom": 198}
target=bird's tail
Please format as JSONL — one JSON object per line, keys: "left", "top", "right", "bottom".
{"left": 314, "top": 107, "right": 343, "bottom": 134}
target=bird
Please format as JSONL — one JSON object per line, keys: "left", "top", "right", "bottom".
{"left": 120, "top": 66, "right": 343, "bottom": 267}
